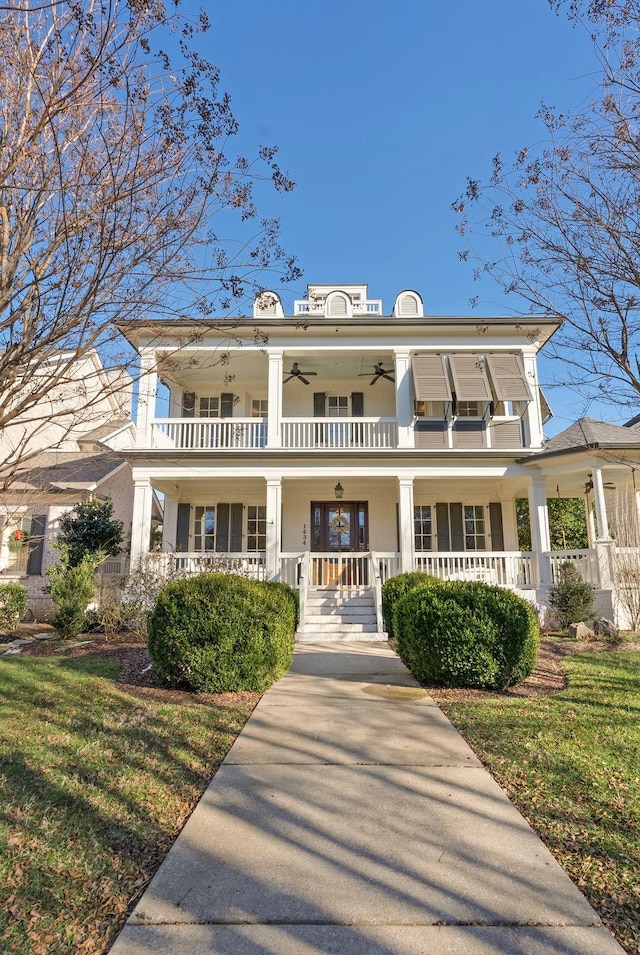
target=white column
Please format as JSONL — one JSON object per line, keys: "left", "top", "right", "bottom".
{"left": 135, "top": 348, "right": 158, "bottom": 449}
{"left": 394, "top": 351, "right": 414, "bottom": 448}
{"left": 130, "top": 479, "right": 153, "bottom": 565}
{"left": 266, "top": 351, "right": 283, "bottom": 448}
{"left": 592, "top": 467, "right": 610, "bottom": 539}
{"left": 398, "top": 477, "right": 415, "bottom": 573}
{"left": 162, "top": 495, "right": 179, "bottom": 551}
{"left": 528, "top": 476, "right": 552, "bottom": 587}
{"left": 265, "top": 478, "right": 282, "bottom": 579}
{"left": 585, "top": 495, "right": 596, "bottom": 548}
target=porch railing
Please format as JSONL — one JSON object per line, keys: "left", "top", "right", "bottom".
{"left": 279, "top": 552, "right": 304, "bottom": 587}
{"left": 370, "top": 552, "right": 385, "bottom": 633}
{"left": 281, "top": 418, "right": 398, "bottom": 449}
{"left": 165, "top": 552, "right": 267, "bottom": 579}
{"left": 310, "top": 552, "right": 370, "bottom": 588}
{"left": 548, "top": 549, "right": 600, "bottom": 587}
{"left": 151, "top": 419, "right": 266, "bottom": 450}
{"left": 415, "top": 551, "right": 536, "bottom": 588}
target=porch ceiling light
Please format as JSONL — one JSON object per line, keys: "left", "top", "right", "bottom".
{"left": 334, "top": 482, "right": 344, "bottom": 500}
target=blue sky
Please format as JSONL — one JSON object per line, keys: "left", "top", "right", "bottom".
{"left": 182, "top": 1, "right": 621, "bottom": 435}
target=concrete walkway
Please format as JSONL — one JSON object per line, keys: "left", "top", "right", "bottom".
{"left": 111, "top": 643, "right": 625, "bottom": 954}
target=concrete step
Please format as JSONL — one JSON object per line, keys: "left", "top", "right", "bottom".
{"left": 296, "top": 630, "right": 388, "bottom": 643}
{"left": 304, "top": 614, "right": 378, "bottom": 626}
{"left": 307, "top": 596, "right": 375, "bottom": 608}
{"left": 301, "top": 621, "right": 380, "bottom": 633}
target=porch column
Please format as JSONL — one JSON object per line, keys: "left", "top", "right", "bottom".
{"left": 130, "top": 479, "right": 153, "bottom": 566}
{"left": 528, "top": 476, "right": 552, "bottom": 587}
{"left": 394, "top": 351, "right": 414, "bottom": 448}
{"left": 135, "top": 348, "right": 158, "bottom": 449}
{"left": 265, "top": 478, "right": 282, "bottom": 579}
{"left": 522, "top": 355, "right": 543, "bottom": 448}
{"left": 592, "top": 467, "right": 610, "bottom": 539}
{"left": 162, "top": 495, "right": 179, "bottom": 551}
{"left": 398, "top": 477, "right": 415, "bottom": 573}
{"left": 266, "top": 351, "right": 283, "bottom": 448}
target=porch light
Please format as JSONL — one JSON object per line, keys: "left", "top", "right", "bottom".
{"left": 334, "top": 482, "right": 344, "bottom": 500}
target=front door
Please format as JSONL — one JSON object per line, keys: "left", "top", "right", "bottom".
{"left": 311, "top": 501, "right": 368, "bottom": 586}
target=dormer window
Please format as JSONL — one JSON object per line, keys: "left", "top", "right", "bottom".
{"left": 253, "top": 290, "right": 284, "bottom": 318}
{"left": 325, "top": 290, "right": 352, "bottom": 318}
{"left": 393, "top": 290, "right": 424, "bottom": 318}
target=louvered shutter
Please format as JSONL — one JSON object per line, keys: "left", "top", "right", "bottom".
{"left": 176, "top": 503, "right": 190, "bottom": 552}
{"left": 313, "top": 392, "right": 326, "bottom": 417}
{"left": 216, "top": 503, "right": 230, "bottom": 551}
{"left": 491, "top": 419, "right": 523, "bottom": 449}
{"left": 414, "top": 420, "right": 448, "bottom": 449}
{"left": 449, "top": 503, "right": 464, "bottom": 552}
{"left": 182, "top": 392, "right": 195, "bottom": 418}
{"left": 351, "top": 392, "right": 364, "bottom": 416}
{"left": 436, "top": 503, "right": 450, "bottom": 551}
{"left": 539, "top": 387, "right": 553, "bottom": 424}
{"left": 486, "top": 355, "right": 532, "bottom": 401}
{"left": 449, "top": 355, "right": 492, "bottom": 401}
{"left": 412, "top": 355, "right": 452, "bottom": 402}
{"left": 489, "top": 503, "right": 504, "bottom": 551}
{"left": 399, "top": 293, "right": 419, "bottom": 316}
{"left": 230, "top": 504, "right": 243, "bottom": 553}
{"left": 26, "top": 514, "right": 46, "bottom": 575}
{"left": 328, "top": 294, "right": 348, "bottom": 317}
{"left": 452, "top": 421, "right": 487, "bottom": 449}
{"left": 220, "top": 393, "right": 234, "bottom": 418}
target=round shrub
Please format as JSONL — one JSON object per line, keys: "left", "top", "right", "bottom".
{"left": 394, "top": 580, "right": 540, "bottom": 689}
{"left": 148, "top": 573, "right": 296, "bottom": 692}
{"left": 381, "top": 571, "right": 439, "bottom": 639}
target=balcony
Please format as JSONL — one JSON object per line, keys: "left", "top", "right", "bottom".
{"left": 149, "top": 417, "right": 398, "bottom": 450}
{"left": 294, "top": 299, "right": 382, "bottom": 316}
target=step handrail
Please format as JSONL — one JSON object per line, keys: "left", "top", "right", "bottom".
{"left": 298, "top": 551, "right": 311, "bottom": 635}
{"left": 370, "top": 551, "right": 385, "bottom": 635}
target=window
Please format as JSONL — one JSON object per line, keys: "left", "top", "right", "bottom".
{"left": 456, "top": 400, "right": 481, "bottom": 417}
{"left": 327, "top": 395, "right": 349, "bottom": 417}
{"left": 194, "top": 506, "right": 216, "bottom": 551}
{"left": 464, "top": 505, "right": 486, "bottom": 550}
{"left": 414, "top": 505, "right": 432, "bottom": 551}
{"left": 251, "top": 399, "right": 268, "bottom": 417}
{"left": 247, "top": 506, "right": 266, "bottom": 551}
{"left": 199, "top": 397, "right": 220, "bottom": 418}
{"left": 415, "top": 400, "right": 446, "bottom": 417}
{"left": 4, "top": 516, "right": 32, "bottom": 573}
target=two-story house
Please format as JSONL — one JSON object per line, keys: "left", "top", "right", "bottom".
{"left": 120, "top": 284, "right": 640, "bottom": 636}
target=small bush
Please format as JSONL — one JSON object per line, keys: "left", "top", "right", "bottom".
{"left": 549, "top": 561, "right": 595, "bottom": 628}
{"left": 46, "top": 551, "right": 101, "bottom": 638}
{"left": 381, "top": 572, "right": 438, "bottom": 639}
{"left": 394, "top": 580, "right": 540, "bottom": 689}
{"left": 148, "top": 573, "right": 296, "bottom": 692}
{"left": 0, "top": 583, "right": 28, "bottom": 629}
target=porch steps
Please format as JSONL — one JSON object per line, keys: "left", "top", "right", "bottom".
{"left": 297, "top": 587, "right": 388, "bottom": 642}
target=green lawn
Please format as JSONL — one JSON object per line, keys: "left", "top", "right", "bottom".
{"left": 441, "top": 649, "right": 640, "bottom": 955}
{"left": 0, "top": 654, "right": 255, "bottom": 955}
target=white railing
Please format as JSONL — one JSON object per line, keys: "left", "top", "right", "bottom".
{"left": 99, "top": 557, "right": 130, "bottom": 576}
{"left": 294, "top": 300, "right": 383, "bottom": 315}
{"left": 549, "top": 549, "right": 600, "bottom": 587}
{"left": 166, "top": 552, "right": 267, "bottom": 579}
{"left": 376, "top": 552, "right": 402, "bottom": 584}
{"left": 281, "top": 418, "right": 397, "bottom": 449}
{"left": 279, "top": 552, "right": 303, "bottom": 588}
{"left": 370, "top": 552, "right": 385, "bottom": 633}
{"left": 297, "top": 551, "right": 311, "bottom": 635}
{"left": 415, "top": 551, "right": 536, "bottom": 588}
{"left": 151, "top": 419, "right": 266, "bottom": 450}
{"left": 310, "top": 552, "right": 370, "bottom": 588}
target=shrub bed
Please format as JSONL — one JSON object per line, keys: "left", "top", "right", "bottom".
{"left": 148, "top": 573, "right": 296, "bottom": 692}
{"left": 381, "top": 571, "right": 439, "bottom": 639}
{"left": 394, "top": 579, "right": 539, "bottom": 689}
{"left": 0, "top": 583, "right": 28, "bottom": 629}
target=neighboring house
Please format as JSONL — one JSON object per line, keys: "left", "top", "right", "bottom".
{"left": 112, "top": 283, "right": 640, "bottom": 636}
{"left": 0, "top": 353, "right": 138, "bottom": 618}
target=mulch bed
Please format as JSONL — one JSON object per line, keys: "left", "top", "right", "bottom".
{"left": 3, "top": 624, "right": 638, "bottom": 706}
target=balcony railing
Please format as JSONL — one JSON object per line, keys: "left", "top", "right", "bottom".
{"left": 151, "top": 418, "right": 266, "bottom": 450}
{"left": 281, "top": 418, "right": 398, "bottom": 449}
{"left": 294, "top": 300, "right": 383, "bottom": 316}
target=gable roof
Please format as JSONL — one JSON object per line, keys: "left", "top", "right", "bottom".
{"left": 11, "top": 451, "right": 126, "bottom": 494}
{"left": 531, "top": 417, "right": 640, "bottom": 462}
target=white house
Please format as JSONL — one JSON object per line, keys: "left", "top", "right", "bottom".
{"left": 119, "top": 283, "right": 640, "bottom": 637}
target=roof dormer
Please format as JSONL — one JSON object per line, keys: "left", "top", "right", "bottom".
{"left": 393, "top": 290, "right": 423, "bottom": 318}
{"left": 253, "top": 290, "right": 284, "bottom": 318}
{"left": 325, "top": 290, "right": 353, "bottom": 318}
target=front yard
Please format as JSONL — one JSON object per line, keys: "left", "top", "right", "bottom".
{"left": 440, "top": 647, "right": 640, "bottom": 955}
{"left": 0, "top": 645, "right": 257, "bottom": 955}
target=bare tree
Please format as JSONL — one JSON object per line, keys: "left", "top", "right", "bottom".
{"left": 453, "top": 0, "right": 640, "bottom": 410}
{"left": 0, "top": 0, "right": 299, "bottom": 484}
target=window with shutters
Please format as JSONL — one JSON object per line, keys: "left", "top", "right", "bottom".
{"left": 438, "top": 503, "right": 488, "bottom": 551}
{"left": 199, "top": 397, "right": 220, "bottom": 417}
{"left": 194, "top": 506, "right": 216, "bottom": 551}
{"left": 456, "top": 401, "right": 481, "bottom": 417}
{"left": 414, "top": 505, "right": 433, "bottom": 551}
{"left": 247, "top": 506, "right": 266, "bottom": 551}
{"left": 251, "top": 399, "right": 268, "bottom": 417}
{"left": 414, "top": 400, "right": 446, "bottom": 417}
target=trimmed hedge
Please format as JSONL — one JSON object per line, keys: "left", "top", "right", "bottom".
{"left": 148, "top": 573, "right": 296, "bottom": 692}
{"left": 381, "top": 571, "right": 439, "bottom": 639}
{"left": 394, "top": 579, "right": 539, "bottom": 689}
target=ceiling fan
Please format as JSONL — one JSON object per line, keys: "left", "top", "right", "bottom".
{"left": 358, "top": 362, "right": 395, "bottom": 386}
{"left": 284, "top": 362, "right": 318, "bottom": 385}
{"left": 584, "top": 474, "right": 615, "bottom": 493}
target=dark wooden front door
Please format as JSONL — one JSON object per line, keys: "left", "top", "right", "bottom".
{"left": 310, "top": 502, "right": 368, "bottom": 585}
